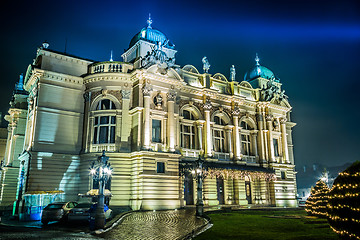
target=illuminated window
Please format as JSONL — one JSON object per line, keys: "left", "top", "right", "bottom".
{"left": 213, "top": 129, "right": 226, "bottom": 152}
{"left": 273, "top": 138, "right": 280, "bottom": 157}
{"left": 96, "top": 99, "right": 116, "bottom": 110}
{"left": 240, "top": 121, "right": 254, "bottom": 156}
{"left": 183, "top": 110, "right": 195, "bottom": 120}
{"left": 181, "top": 110, "right": 196, "bottom": 149}
{"left": 93, "top": 99, "right": 117, "bottom": 145}
{"left": 214, "top": 116, "right": 226, "bottom": 126}
{"left": 213, "top": 115, "right": 227, "bottom": 153}
{"left": 157, "top": 162, "right": 165, "bottom": 173}
{"left": 152, "top": 119, "right": 161, "bottom": 143}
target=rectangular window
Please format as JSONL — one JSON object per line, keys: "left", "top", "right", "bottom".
{"left": 93, "top": 115, "right": 116, "bottom": 144}
{"left": 213, "top": 129, "right": 226, "bottom": 153}
{"left": 99, "top": 126, "right": 108, "bottom": 144}
{"left": 152, "top": 119, "right": 161, "bottom": 143}
{"left": 273, "top": 138, "right": 279, "bottom": 157}
{"left": 281, "top": 171, "right": 286, "bottom": 179}
{"left": 110, "top": 126, "right": 116, "bottom": 143}
{"left": 241, "top": 134, "right": 251, "bottom": 155}
{"left": 181, "top": 124, "right": 196, "bottom": 149}
{"left": 157, "top": 162, "right": 165, "bottom": 173}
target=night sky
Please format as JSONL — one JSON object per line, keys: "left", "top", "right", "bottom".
{"left": 0, "top": 0, "right": 359, "bottom": 169}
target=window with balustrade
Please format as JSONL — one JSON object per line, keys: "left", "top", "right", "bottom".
{"left": 240, "top": 121, "right": 254, "bottom": 156}
{"left": 180, "top": 110, "right": 197, "bottom": 149}
{"left": 93, "top": 99, "right": 117, "bottom": 144}
{"left": 213, "top": 116, "right": 227, "bottom": 153}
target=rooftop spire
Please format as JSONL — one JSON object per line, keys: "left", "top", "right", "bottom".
{"left": 110, "top": 50, "right": 113, "bottom": 61}
{"left": 147, "top": 13, "right": 153, "bottom": 29}
{"left": 255, "top": 53, "right": 260, "bottom": 66}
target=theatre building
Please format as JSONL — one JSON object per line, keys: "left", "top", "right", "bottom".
{"left": 0, "top": 18, "right": 297, "bottom": 216}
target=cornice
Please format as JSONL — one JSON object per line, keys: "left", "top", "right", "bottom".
{"left": 24, "top": 68, "right": 44, "bottom": 91}
{"left": 83, "top": 72, "right": 131, "bottom": 84}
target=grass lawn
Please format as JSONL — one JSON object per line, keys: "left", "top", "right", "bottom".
{"left": 195, "top": 208, "right": 339, "bottom": 240}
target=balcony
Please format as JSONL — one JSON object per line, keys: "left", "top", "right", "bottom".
{"left": 88, "top": 61, "right": 133, "bottom": 74}
{"left": 242, "top": 155, "right": 257, "bottom": 163}
{"left": 214, "top": 152, "right": 230, "bottom": 161}
{"left": 181, "top": 149, "right": 200, "bottom": 158}
{"left": 91, "top": 144, "right": 116, "bottom": 152}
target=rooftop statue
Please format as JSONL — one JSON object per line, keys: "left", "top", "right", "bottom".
{"left": 141, "top": 40, "right": 175, "bottom": 72}
{"left": 202, "top": 56, "right": 210, "bottom": 73}
{"left": 260, "top": 78, "right": 288, "bottom": 102}
{"left": 230, "top": 65, "right": 236, "bottom": 81}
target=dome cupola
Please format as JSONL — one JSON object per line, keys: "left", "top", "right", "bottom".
{"left": 128, "top": 15, "right": 175, "bottom": 50}
{"left": 244, "top": 54, "right": 279, "bottom": 82}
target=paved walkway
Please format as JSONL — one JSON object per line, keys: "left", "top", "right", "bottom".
{"left": 100, "top": 209, "right": 207, "bottom": 240}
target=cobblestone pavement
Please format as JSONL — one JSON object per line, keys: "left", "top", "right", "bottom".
{"left": 100, "top": 209, "right": 206, "bottom": 240}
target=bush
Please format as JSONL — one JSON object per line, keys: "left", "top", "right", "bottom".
{"left": 305, "top": 180, "right": 329, "bottom": 217}
{"left": 327, "top": 161, "right": 360, "bottom": 240}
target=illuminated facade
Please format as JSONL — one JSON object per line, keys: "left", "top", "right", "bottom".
{"left": 0, "top": 18, "right": 297, "bottom": 212}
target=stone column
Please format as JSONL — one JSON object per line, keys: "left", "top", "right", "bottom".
{"left": 142, "top": 84, "right": 152, "bottom": 149}
{"left": 167, "top": 91, "right": 176, "bottom": 152}
{"left": 256, "top": 114, "right": 266, "bottom": 163}
{"left": 196, "top": 120, "right": 205, "bottom": 151}
{"left": 203, "top": 98, "right": 213, "bottom": 157}
{"left": 120, "top": 90, "right": 131, "bottom": 151}
{"left": 232, "top": 112, "right": 241, "bottom": 160}
{"left": 266, "top": 114, "right": 275, "bottom": 162}
{"left": 225, "top": 125, "right": 234, "bottom": 159}
{"left": 280, "top": 117, "right": 289, "bottom": 163}
{"left": 251, "top": 132, "right": 258, "bottom": 158}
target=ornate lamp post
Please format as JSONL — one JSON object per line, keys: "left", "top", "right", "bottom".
{"left": 194, "top": 155, "right": 204, "bottom": 217}
{"left": 90, "top": 150, "right": 112, "bottom": 229}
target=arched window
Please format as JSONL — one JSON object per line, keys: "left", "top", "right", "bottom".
{"left": 93, "top": 99, "right": 117, "bottom": 144}
{"left": 213, "top": 115, "right": 227, "bottom": 153}
{"left": 180, "top": 110, "right": 196, "bottom": 149}
{"left": 96, "top": 99, "right": 116, "bottom": 110}
{"left": 240, "top": 121, "right": 253, "bottom": 156}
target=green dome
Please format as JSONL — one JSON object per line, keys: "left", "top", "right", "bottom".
{"left": 129, "top": 25, "right": 175, "bottom": 50}
{"left": 244, "top": 54, "right": 279, "bottom": 82}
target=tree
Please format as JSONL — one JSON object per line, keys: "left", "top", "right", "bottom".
{"left": 327, "top": 161, "right": 360, "bottom": 240}
{"left": 305, "top": 179, "right": 329, "bottom": 217}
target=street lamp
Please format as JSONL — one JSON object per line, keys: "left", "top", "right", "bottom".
{"left": 89, "top": 150, "right": 112, "bottom": 229}
{"left": 194, "top": 155, "right": 204, "bottom": 217}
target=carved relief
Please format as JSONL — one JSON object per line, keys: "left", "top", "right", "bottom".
{"left": 83, "top": 92, "right": 90, "bottom": 102}
{"left": 167, "top": 90, "right": 176, "bottom": 102}
{"left": 142, "top": 83, "right": 153, "bottom": 96}
{"left": 203, "top": 97, "right": 212, "bottom": 111}
{"left": 121, "top": 90, "right": 131, "bottom": 100}
{"left": 266, "top": 114, "right": 274, "bottom": 122}
{"left": 154, "top": 92, "right": 163, "bottom": 109}
{"left": 90, "top": 90, "right": 122, "bottom": 104}
{"left": 256, "top": 114, "right": 263, "bottom": 122}
{"left": 280, "top": 117, "right": 287, "bottom": 124}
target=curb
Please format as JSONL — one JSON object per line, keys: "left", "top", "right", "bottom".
{"left": 180, "top": 214, "right": 213, "bottom": 240}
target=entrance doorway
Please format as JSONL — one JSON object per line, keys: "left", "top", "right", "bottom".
{"left": 184, "top": 174, "right": 194, "bottom": 205}
{"left": 245, "top": 180, "right": 252, "bottom": 204}
{"left": 217, "top": 178, "right": 225, "bottom": 205}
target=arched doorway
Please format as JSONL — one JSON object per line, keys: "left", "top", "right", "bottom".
{"left": 184, "top": 173, "right": 194, "bottom": 205}
{"left": 245, "top": 176, "right": 252, "bottom": 204}
{"left": 217, "top": 177, "right": 225, "bottom": 205}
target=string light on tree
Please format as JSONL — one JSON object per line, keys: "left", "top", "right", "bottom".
{"left": 327, "top": 161, "right": 360, "bottom": 240}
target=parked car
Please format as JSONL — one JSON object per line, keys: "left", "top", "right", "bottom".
{"left": 68, "top": 202, "right": 93, "bottom": 222}
{"left": 68, "top": 203, "right": 113, "bottom": 222}
{"left": 41, "top": 202, "right": 77, "bottom": 225}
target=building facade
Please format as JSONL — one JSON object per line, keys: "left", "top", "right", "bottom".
{"left": 0, "top": 18, "right": 297, "bottom": 213}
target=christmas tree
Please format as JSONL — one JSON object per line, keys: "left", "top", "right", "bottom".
{"left": 327, "top": 161, "right": 360, "bottom": 240}
{"left": 305, "top": 179, "right": 329, "bottom": 217}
